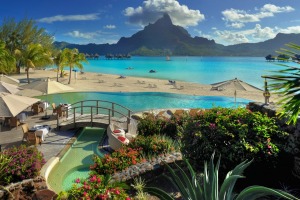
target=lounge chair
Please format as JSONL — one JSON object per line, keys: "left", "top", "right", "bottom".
{"left": 107, "top": 123, "right": 129, "bottom": 150}
{"left": 189, "top": 109, "right": 201, "bottom": 117}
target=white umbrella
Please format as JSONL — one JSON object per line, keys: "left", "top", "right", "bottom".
{"left": 0, "top": 81, "right": 22, "bottom": 94}
{"left": 0, "top": 92, "right": 40, "bottom": 117}
{"left": 0, "top": 74, "right": 20, "bottom": 85}
{"left": 211, "top": 78, "right": 263, "bottom": 105}
{"left": 21, "top": 78, "right": 73, "bottom": 118}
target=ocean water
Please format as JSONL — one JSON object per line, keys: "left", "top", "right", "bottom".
{"left": 74, "top": 56, "right": 284, "bottom": 89}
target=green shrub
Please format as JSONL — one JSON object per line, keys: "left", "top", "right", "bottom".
{"left": 0, "top": 145, "right": 45, "bottom": 185}
{"left": 128, "top": 134, "right": 179, "bottom": 158}
{"left": 181, "top": 107, "right": 288, "bottom": 170}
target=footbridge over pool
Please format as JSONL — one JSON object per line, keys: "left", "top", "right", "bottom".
{"left": 56, "top": 100, "right": 134, "bottom": 131}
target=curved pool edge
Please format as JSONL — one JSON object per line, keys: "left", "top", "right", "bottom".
{"left": 40, "top": 157, "right": 60, "bottom": 190}
{"left": 45, "top": 127, "right": 106, "bottom": 193}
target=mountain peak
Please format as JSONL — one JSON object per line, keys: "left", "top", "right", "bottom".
{"left": 154, "top": 13, "right": 173, "bottom": 27}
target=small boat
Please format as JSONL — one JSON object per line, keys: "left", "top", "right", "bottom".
{"left": 166, "top": 56, "right": 171, "bottom": 61}
{"left": 149, "top": 70, "right": 156, "bottom": 73}
{"left": 126, "top": 67, "right": 134, "bottom": 70}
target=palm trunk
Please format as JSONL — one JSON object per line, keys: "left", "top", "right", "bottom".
{"left": 56, "top": 66, "right": 59, "bottom": 82}
{"left": 26, "top": 67, "right": 30, "bottom": 83}
{"left": 68, "top": 67, "right": 72, "bottom": 84}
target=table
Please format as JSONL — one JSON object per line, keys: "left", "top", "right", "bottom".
{"left": 39, "top": 102, "right": 49, "bottom": 110}
{"left": 30, "top": 125, "right": 51, "bottom": 141}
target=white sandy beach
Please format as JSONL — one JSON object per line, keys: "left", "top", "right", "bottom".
{"left": 11, "top": 68, "right": 274, "bottom": 103}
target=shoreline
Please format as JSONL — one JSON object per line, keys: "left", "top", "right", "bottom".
{"left": 11, "top": 68, "right": 273, "bottom": 103}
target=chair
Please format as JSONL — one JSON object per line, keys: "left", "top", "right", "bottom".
{"left": 57, "top": 106, "right": 66, "bottom": 118}
{"left": 27, "top": 131, "right": 41, "bottom": 146}
{"left": 32, "top": 103, "right": 43, "bottom": 115}
{"left": 9, "top": 117, "right": 21, "bottom": 129}
{"left": 21, "top": 123, "right": 30, "bottom": 141}
{"left": 52, "top": 103, "right": 58, "bottom": 115}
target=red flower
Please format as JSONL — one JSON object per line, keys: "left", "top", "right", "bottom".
{"left": 75, "top": 178, "right": 80, "bottom": 183}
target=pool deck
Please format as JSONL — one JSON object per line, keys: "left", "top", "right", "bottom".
{"left": 0, "top": 110, "right": 76, "bottom": 161}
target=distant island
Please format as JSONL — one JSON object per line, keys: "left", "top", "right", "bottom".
{"left": 54, "top": 14, "right": 300, "bottom": 57}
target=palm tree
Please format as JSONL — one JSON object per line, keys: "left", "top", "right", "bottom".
{"left": 52, "top": 50, "right": 65, "bottom": 82}
{"left": 21, "top": 43, "right": 53, "bottom": 83}
{"left": 264, "top": 43, "right": 300, "bottom": 124}
{"left": 0, "top": 18, "right": 54, "bottom": 74}
{"left": 0, "top": 40, "right": 15, "bottom": 74}
{"left": 62, "top": 48, "right": 87, "bottom": 84}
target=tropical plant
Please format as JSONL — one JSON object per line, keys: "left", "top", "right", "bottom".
{"left": 144, "top": 153, "right": 299, "bottom": 200}
{"left": 59, "top": 174, "right": 131, "bottom": 200}
{"left": 0, "top": 18, "right": 54, "bottom": 73}
{"left": 0, "top": 40, "right": 15, "bottom": 74}
{"left": 20, "top": 43, "right": 53, "bottom": 83}
{"left": 264, "top": 43, "right": 300, "bottom": 124}
{"left": 0, "top": 154, "right": 12, "bottom": 185}
{"left": 61, "top": 48, "right": 87, "bottom": 84}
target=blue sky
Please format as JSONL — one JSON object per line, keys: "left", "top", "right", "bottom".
{"left": 1, "top": 0, "right": 299, "bottom": 45}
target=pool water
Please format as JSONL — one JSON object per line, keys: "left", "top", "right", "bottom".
{"left": 40, "top": 92, "right": 250, "bottom": 112}
{"left": 47, "top": 127, "right": 105, "bottom": 193}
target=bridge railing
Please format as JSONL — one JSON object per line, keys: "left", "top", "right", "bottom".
{"left": 57, "top": 100, "right": 133, "bottom": 129}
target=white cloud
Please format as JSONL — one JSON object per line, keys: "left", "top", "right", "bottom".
{"left": 252, "top": 24, "right": 276, "bottom": 39}
{"left": 280, "top": 26, "right": 300, "bottom": 34}
{"left": 222, "top": 4, "right": 295, "bottom": 28}
{"left": 261, "top": 4, "right": 294, "bottom": 13}
{"left": 215, "top": 30, "right": 249, "bottom": 45}
{"left": 123, "top": 0, "right": 204, "bottom": 27}
{"left": 230, "top": 22, "right": 245, "bottom": 29}
{"left": 104, "top": 25, "right": 116, "bottom": 29}
{"left": 38, "top": 13, "right": 99, "bottom": 23}
{"left": 65, "top": 31, "right": 98, "bottom": 39}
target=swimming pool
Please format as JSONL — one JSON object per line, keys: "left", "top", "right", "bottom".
{"left": 39, "top": 92, "right": 250, "bottom": 112}
{"left": 47, "top": 127, "right": 105, "bottom": 193}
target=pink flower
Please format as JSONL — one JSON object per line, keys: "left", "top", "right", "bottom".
{"left": 267, "top": 145, "right": 272, "bottom": 149}
{"left": 75, "top": 178, "right": 80, "bottom": 183}
{"left": 126, "top": 197, "right": 131, "bottom": 200}
{"left": 114, "top": 189, "right": 120, "bottom": 195}
{"left": 90, "top": 175, "right": 97, "bottom": 182}
{"left": 97, "top": 177, "right": 101, "bottom": 183}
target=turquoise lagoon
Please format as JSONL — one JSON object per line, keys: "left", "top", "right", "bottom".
{"left": 73, "top": 56, "right": 282, "bottom": 88}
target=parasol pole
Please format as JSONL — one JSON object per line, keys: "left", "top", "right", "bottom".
{"left": 42, "top": 77, "right": 50, "bottom": 120}
{"left": 234, "top": 89, "right": 237, "bottom": 107}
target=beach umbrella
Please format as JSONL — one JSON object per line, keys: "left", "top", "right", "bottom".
{"left": 20, "top": 78, "right": 74, "bottom": 118}
{"left": 0, "top": 92, "right": 40, "bottom": 117}
{"left": 0, "top": 74, "right": 20, "bottom": 85}
{"left": 0, "top": 81, "right": 22, "bottom": 94}
{"left": 211, "top": 78, "right": 263, "bottom": 104}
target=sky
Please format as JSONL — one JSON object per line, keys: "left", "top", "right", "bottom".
{"left": 1, "top": 0, "right": 300, "bottom": 46}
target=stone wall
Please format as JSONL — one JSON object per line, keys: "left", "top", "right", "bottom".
{"left": 0, "top": 176, "right": 55, "bottom": 200}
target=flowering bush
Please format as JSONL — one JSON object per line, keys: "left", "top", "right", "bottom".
{"left": 59, "top": 174, "right": 131, "bottom": 200}
{"left": 91, "top": 147, "right": 144, "bottom": 175}
{"left": 127, "top": 134, "right": 179, "bottom": 158}
{"left": 0, "top": 145, "right": 45, "bottom": 185}
{"left": 180, "top": 107, "right": 289, "bottom": 170}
